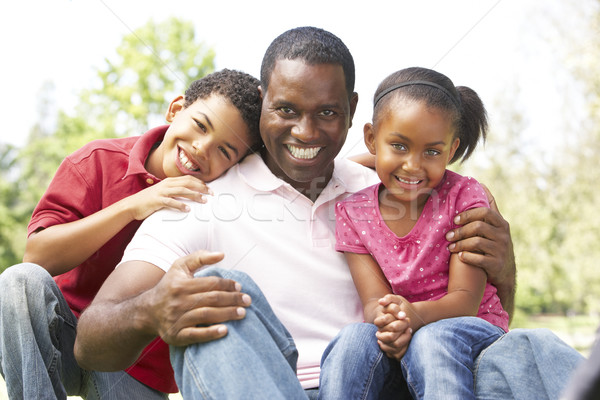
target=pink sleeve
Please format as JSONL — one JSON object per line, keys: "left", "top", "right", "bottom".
{"left": 452, "top": 177, "right": 490, "bottom": 227}
{"left": 334, "top": 201, "right": 370, "bottom": 254}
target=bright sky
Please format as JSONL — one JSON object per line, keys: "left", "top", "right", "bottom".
{"left": 0, "top": 0, "right": 585, "bottom": 160}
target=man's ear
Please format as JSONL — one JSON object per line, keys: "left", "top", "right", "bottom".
{"left": 348, "top": 92, "right": 359, "bottom": 129}
{"left": 258, "top": 86, "right": 264, "bottom": 101}
{"left": 364, "top": 123, "right": 377, "bottom": 155}
{"left": 165, "top": 95, "right": 185, "bottom": 123}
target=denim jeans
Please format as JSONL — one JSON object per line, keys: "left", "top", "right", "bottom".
{"left": 0, "top": 263, "right": 167, "bottom": 400}
{"left": 170, "top": 269, "right": 407, "bottom": 400}
{"left": 474, "top": 327, "right": 585, "bottom": 400}
{"left": 318, "top": 322, "right": 409, "bottom": 400}
{"left": 401, "top": 316, "right": 505, "bottom": 400}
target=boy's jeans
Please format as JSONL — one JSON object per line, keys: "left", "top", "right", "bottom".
{"left": 0, "top": 263, "right": 167, "bottom": 400}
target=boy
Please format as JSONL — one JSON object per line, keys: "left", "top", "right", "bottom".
{"left": 0, "top": 69, "right": 262, "bottom": 399}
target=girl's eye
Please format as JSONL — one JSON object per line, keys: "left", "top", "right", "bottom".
{"left": 219, "top": 146, "right": 231, "bottom": 161}
{"left": 391, "top": 143, "right": 406, "bottom": 151}
{"left": 425, "top": 149, "right": 441, "bottom": 156}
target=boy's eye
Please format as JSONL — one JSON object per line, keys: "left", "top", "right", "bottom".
{"left": 194, "top": 119, "right": 207, "bottom": 133}
{"left": 219, "top": 146, "right": 231, "bottom": 161}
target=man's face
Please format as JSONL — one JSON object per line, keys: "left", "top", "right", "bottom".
{"left": 259, "top": 59, "right": 358, "bottom": 196}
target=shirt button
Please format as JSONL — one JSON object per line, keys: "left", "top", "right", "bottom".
{"left": 146, "top": 178, "right": 154, "bottom": 185}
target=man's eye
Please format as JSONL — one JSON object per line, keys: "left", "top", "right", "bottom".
{"left": 279, "top": 107, "right": 294, "bottom": 114}
{"left": 320, "top": 110, "right": 335, "bottom": 117}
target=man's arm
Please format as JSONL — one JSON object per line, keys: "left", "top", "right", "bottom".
{"left": 74, "top": 251, "right": 251, "bottom": 371}
{"left": 445, "top": 185, "right": 516, "bottom": 321}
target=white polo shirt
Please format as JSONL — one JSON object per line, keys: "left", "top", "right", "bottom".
{"left": 121, "top": 153, "right": 378, "bottom": 389}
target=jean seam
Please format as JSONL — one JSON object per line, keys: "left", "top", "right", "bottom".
{"left": 472, "top": 332, "right": 505, "bottom": 390}
{"left": 360, "top": 351, "right": 383, "bottom": 400}
{"left": 184, "top": 347, "right": 212, "bottom": 400}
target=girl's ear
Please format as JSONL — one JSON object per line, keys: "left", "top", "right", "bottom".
{"left": 165, "top": 96, "right": 185, "bottom": 122}
{"left": 448, "top": 137, "right": 460, "bottom": 162}
{"left": 364, "top": 123, "right": 377, "bottom": 155}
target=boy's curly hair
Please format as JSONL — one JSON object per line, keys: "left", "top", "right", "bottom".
{"left": 184, "top": 69, "right": 262, "bottom": 151}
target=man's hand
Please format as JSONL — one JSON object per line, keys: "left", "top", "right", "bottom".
{"left": 148, "top": 251, "right": 252, "bottom": 346}
{"left": 445, "top": 185, "right": 516, "bottom": 318}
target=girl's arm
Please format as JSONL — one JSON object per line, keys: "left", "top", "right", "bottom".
{"left": 344, "top": 252, "right": 392, "bottom": 323}
{"left": 23, "top": 176, "right": 210, "bottom": 276}
{"left": 402, "top": 253, "right": 487, "bottom": 332}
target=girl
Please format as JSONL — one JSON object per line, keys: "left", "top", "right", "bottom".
{"left": 335, "top": 67, "right": 509, "bottom": 399}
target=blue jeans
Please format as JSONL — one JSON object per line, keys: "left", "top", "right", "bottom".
{"left": 0, "top": 263, "right": 167, "bottom": 400}
{"left": 401, "top": 317, "right": 505, "bottom": 400}
{"left": 474, "top": 327, "right": 585, "bottom": 400}
{"left": 170, "top": 269, "right": 405, "bottom": 400}
{"left": 319, "top": 323, "right": 409, "bottom": 400}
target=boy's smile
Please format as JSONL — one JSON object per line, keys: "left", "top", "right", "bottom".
{"left": 147, "top": 94, "right": 255, "bottom": 182}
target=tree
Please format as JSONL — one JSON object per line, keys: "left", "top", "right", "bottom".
{"left": 0, "top": 17, "right": 215, "bottom": 272}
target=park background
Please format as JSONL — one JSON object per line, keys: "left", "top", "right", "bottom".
{"left": 0, "top": 0, "right": 599, "bottom": 397}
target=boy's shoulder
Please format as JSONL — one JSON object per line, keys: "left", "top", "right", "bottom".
{"left": 67, "top": 136, "right": 140, "bottom": 163}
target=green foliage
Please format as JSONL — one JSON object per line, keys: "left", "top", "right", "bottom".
{"left": 0, "top": 17, "right": 214, "bottom": 272}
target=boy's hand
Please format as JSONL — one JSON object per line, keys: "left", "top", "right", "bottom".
{"left": 128, "top": 176, "right": 212, "bottom": 220}
{"left": 374, "top": 294, "right": 413, "bottom": 360}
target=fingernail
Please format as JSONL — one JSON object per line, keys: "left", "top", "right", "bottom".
{"left": 242, "top": 294, "right": 251, "bottom": 305}
{"left": 409, "top": 328, "right": 413, "bottom": 334}
{"left": 454, "top": 215, "right": 461, "bottom": 224}
{"left": 237, "top": 307, "right": 246, "bottom": 317}
{"left": 446, "top": 231, "right": 455, "bottom": 240}
{"left": 448, "top": 243, "right": 455, "bottom": 250}
{"left": 398, "top": 311, "right": 406, "bottom": 318}
{"left": 217, "top": 325, "right": 227, "bottom": 335}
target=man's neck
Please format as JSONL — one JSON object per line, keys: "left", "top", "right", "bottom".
{"left": 262, "top": 152, "right": 333, "bottom": 203}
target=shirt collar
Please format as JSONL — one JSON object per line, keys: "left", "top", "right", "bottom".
{"left": 123, "top": 125, "right": 169, "bottom": 179}
{"left": 237, "top": 153, "right": 377, "bottom": 199}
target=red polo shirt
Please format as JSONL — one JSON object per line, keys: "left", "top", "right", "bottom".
{"left": 28, "top": 125, "right": 177, "bottom": 393}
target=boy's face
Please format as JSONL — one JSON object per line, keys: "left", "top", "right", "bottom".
{"left": 152, "top": 94, "right": 255, "bottom": 182}
{"left": 258, "top": 59, "right": 357, "bottom": 195}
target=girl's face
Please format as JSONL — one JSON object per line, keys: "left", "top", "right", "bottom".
{"left": 364, "top": 98, "right": 460, "bottom": 207}
{"left": 148, "top": 94, "right": 256, "bottom": 182}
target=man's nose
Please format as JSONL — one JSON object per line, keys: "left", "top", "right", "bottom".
{"left": 290, "top": 115, "right": 318, "bottom": 142}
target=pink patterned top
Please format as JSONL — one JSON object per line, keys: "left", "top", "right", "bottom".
{"left": 335, "top": 170, "right": 509, "bottom": 332}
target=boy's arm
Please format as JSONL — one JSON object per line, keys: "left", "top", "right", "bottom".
{"left": 74, "top": 251, "right": 251, "bottom": 371}
{"left": 24, "top": 176, "right": 210, "bottom": 276}
{"left": 445, "top": 185, "right": 516, "bottom": 320}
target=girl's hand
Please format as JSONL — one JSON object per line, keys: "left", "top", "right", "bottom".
{"left": 126, "top": 176, "right": 212, "bottom": 221}
{"left": 374, "top": 294, "right": 413, "bottom": 360}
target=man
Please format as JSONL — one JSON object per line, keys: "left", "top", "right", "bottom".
{"left": 75, "top": 27, "right": 582, "bottom": 399}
